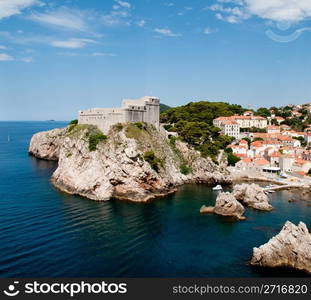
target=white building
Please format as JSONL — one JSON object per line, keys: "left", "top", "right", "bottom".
{"left": 305, "top": 133, "right": 311, "bottom": 146}
{"left": 214, "top": 119, "right": 240, "bottom": 139}
{"left": 78, "top": 96, "right": 160, "bottom": 134}
{"left": 214, "top": 115, "right": 267, "bottom": 130}
{"left": 279, "top": 156, "right": 295, "bottom": 172}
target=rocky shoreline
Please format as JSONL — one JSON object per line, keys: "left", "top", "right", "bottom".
{"left": 29, "top": 124, "right": 311, "bottom": 274}
{"left": 29, "top": 124, "right": 231, "bottom": 202}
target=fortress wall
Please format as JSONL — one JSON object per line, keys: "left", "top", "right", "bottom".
{"left": 124, "top": 109, "right": 145, "bottom": 123}
{"left": 79, "top": 108, "right": 126, "bottom": 134}
{"left": 78, "top": 96, "right": 160, "bottom": 134}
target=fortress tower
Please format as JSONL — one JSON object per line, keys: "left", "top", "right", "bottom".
{"left": 78, "top": 96, "right": 160, "bottom": 134}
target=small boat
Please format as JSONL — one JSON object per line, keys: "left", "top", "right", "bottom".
{"left": 267, "top": 190, "right": 275, "bottom": 193}
{"left": 212, "top": 185, "right": 223, "bottom": 191}
{"left": 280, "top": 172, "right": 288, "bottom": 178}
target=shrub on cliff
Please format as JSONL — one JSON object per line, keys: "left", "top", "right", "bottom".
{"left": 143, "top": 151, "right": 161, "bottom": 172}
{"left": 69, "top": 119, "right": 78, "bottom": 125}
{"left": 89, "top": 133, "right": 107, "bottom": 151}
{"left": 68, "top": 119, "right": 79, "bottom": 132}
{"left": 134, "top": 122, "right": 147, "bottom": 130}
{"left": 115, "top": 123, "right": 124, "bottom": 131}
{"left": 180, "top": 165, "right": 192, "bottom": 175}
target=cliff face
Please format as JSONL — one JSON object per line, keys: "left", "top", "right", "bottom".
{"left": 29, "top": 128, "right": 67, "bottom": 161}
{"left": 29, "top": 123, "right": 231, "bottom": 202}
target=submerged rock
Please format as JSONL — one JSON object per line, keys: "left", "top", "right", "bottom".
{"left": 200, "top": 192, "right": 246, "bottom": 220}
{"left": 233, "top": 183, "right": 272, "bottom": 211}
{"left": 250, "top": 221, "right": 311, "bottom": 274}
{"left": 29, "top": 123, "right": 231, "bottom": 202}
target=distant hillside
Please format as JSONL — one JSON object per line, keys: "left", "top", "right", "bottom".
{"left": 160, "top": 103, "right": 171, "bottom": 113}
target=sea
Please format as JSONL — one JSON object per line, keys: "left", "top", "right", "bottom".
{"left": 0, "top": 121, "right": 310, "bottom": 277}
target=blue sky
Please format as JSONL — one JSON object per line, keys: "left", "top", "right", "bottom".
{"left": 1, "top": 0, "right": 311, "bottom": 120}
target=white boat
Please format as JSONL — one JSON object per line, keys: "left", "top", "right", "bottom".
{"left": 280, "top": 172, "right": 288, "bottom": 178}
{"left": 212, "top": 185, "right": 223, "bottom": 191}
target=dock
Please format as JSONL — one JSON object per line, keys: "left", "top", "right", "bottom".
{"left": 263, "top": 184, "right": 310, "bottom": 192}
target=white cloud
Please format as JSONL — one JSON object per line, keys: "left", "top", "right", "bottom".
{"left": 102, "top": 10, "right": 130, "bottom": 26}
{"left": 92, "top": 52, "right": 116, "bottom": 57}
{"left": 102, "top": 0, "right": 132, "bottom": 26}
{"left": 210, "top": 0, "right": 311, "bottom": 23}
{"left": 0, "top": 53, "right": 14, "bottom": 61}
{"left": 136, "top": 20, "right": 146, "bottom": 27}
{"left": 0, "top": 45, "right": 7, "bottom": 50}
{"left": 210, "top": 3, "right": 249, "bottom": 23}
{"left": 0, "top": 0, "right": 41, "bottom": 20}
{"left": 21, "top": 57, "right": 33, "bottom": 62}
{"left": 57, "top": 52, "right": 116, "bottom": 57}
{"left": 115, "top": 0, "right": 131, "bottom": 9}
{"left": 154, "top": 28, "right": 181, "bottom": 37}
{"left": 245, "top": 0, "right": 311, "bottom": 22}
{"left": 203, "top": 27, "right": 218, "bottom": 34}
{"left": 51, "top": 38, "right": 96, "bottom": 49}
{"left": 29, "top": 8, "right": 88, "bottom": 31}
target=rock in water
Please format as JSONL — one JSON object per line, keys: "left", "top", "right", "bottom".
{"left": 233, "top": 183, "right": 272, "bottom": 211}
{"left": 251, "top": 221, "right": 311, "bottom": 274}
{"left": 200, "top": 206, "right": 214, "bottom": 214}
{"left": 29, "top": 123, "right": 231, "bottom": 202}
{"left": 200, "top": 192, "right": 246, "bottom": 220}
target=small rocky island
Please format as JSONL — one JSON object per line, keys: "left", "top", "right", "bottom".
{"left": 233, "top": 183, "right": 273, "bottom": 211}
{"left": 29, "top": 123, "right": 230, "bottom": 202}
{"left": 200, "top": 192, "right": 246, "bottom": 220}
{"left": 251, "top": 221, "right": 311, "bottom": 274}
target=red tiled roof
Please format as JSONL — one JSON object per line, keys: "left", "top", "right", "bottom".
{"left": 254, "top": 158, "right": 270, "bottom": 166}
{"left": 270, "top": 151, "right": 281, "bottom": 158}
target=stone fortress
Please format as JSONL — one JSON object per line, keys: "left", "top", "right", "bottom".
{"left": 78, "top": 96, "right": 160, "bottom": 134}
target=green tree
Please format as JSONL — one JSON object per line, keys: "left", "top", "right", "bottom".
{"left": 227, "top": 153, "right": 241, "bottom": 166}
{"left": 271, "top": 118, "right": 279, "bottom": 126}
{"left": 255, "top": 107, "right": 271, "bottom": 117}
{"left": 241, "top": 137, "right": 251, "bottom": 148}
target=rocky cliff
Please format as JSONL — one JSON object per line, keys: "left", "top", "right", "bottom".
{"left": 29, "top": 123, "right": 231, "bottom": 202}
{"left": 250, "top": 221, "right": 311, "bottom": 274}
{"left": 29, "top": 128, "right": 66, "bottom": 161}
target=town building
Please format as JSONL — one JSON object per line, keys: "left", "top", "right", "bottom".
{"left": 267, "top": 125, "right": 280, "bottom": 134}
{"left": 279, "top": 155, "right": 295, "bottom": 172}
{"left": 305, "top": 133, "right": 311, "bottom": 146}
{"left": 213, "top": 115, "right": 267, "bottom": 131}
{"left": 213, "top": 119, "right": 240, "bottom": 139}
{"left": 78, "top": 96, "right": 160, "bottom": 134}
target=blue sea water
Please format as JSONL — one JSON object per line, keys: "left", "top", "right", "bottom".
{"left": 0, "top": 121, "right": 310, "bottom": 278}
